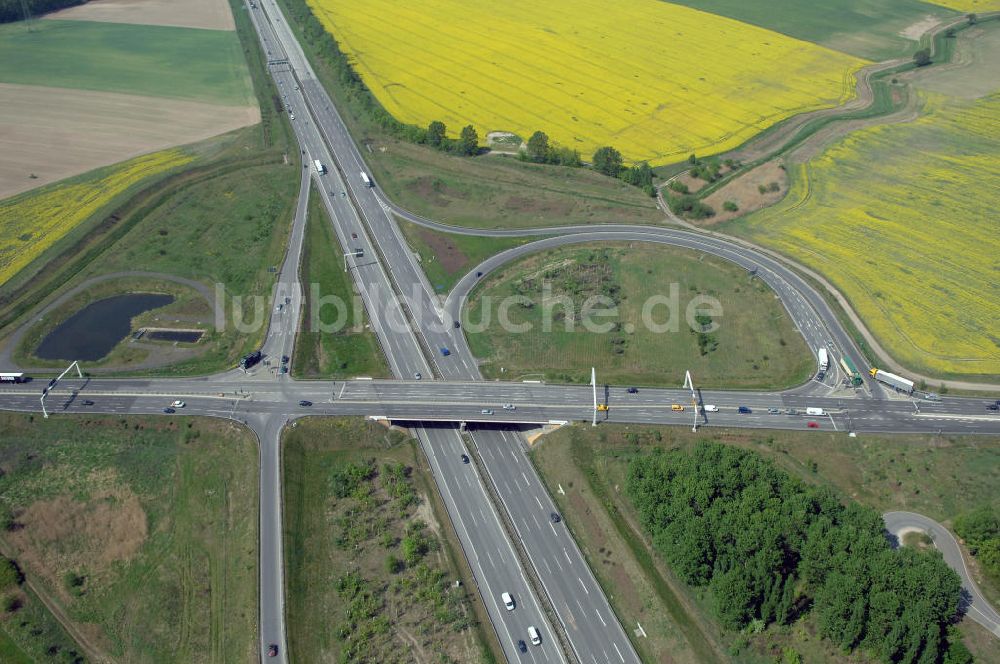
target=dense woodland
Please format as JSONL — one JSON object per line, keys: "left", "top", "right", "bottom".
{"left": 0, "top": 0, "right": 85, "bottom": 23}
{"left": 626, "top": 443, "right": 971, "bottom": 663}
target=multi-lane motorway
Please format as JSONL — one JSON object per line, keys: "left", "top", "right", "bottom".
{"left": 2, "top": 0, "right": 999, "bottom": 662}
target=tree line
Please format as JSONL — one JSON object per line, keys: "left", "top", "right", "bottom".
{"left": 0, "top": 0, "right": 85, "bottom": 23}
{"left": 626, "top": 442, "right": 970, "bottom": 664}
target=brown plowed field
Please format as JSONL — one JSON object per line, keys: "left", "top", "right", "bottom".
{"left": 46, "top": 0, "right": 236, "bottom": 31}
{"left": 0, "top": 83, "right": 259, "bottom": 198}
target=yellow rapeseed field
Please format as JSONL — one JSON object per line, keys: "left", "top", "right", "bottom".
{"left": 0, "top": 150, "right": 193, "bottom": 287}
{"left": 307, "top": 0, "right": 865, "bottom": 164}
{"left": 925, "top": 0, "right": 1000, "bottom": 11}
{"left": 742, "top": 92, "right": 1000, "bottom": 378}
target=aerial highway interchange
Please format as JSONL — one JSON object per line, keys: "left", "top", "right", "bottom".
{"left": 1, "top": 0, "right": 999, "bottom": 662}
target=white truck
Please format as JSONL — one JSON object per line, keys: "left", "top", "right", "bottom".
{"left": 313, "top": 159, "right": 325, "bottom": 174}
{"left": 360, "top": 171, "right": 372, "bottom": 187}
{"left": 806, "top": 407, "right": 825, "bottom": 416}
{"left": 817, "top": 347, "right": 829, "bottom": 372}
{"left": 869, "top": 368, "right": 914, "bottom": 394}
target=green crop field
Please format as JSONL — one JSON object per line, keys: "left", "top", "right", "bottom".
{"left": 531, "top": 424, "right": 1000, "bottom": 663}
{"left": 292, "top": 189, "right": 388, "bottom": 378}
{"left": 664, "top": 0, "right": 956, "bottom": 60}
{"left": 0, "top": 19, "right": 254, "bottom": 106}
{"left": 463, "top": 243, "right": 814, "bottom": 388}
{"left": 0, "top": 412, "right": 258, "bottom": 662}
{"left": 282, "top": 418, "right": 498, "bottom": 663}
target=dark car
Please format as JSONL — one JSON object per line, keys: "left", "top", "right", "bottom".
{"left": 267, "top": 644, "right": 278, "bottom": 657}
{"left": 284, "top": 297, "right": 291, "bottom": 304}
{"left": 517, "top": 640, "right": 527, "bottom": 653}
{"left": 163, "top": 407, "right": 175, "bottom": 414}
{"left": 988, "top": 403, "right": 1000, "bottom": 411}
{"left": 475, "top": 271, "right": 483, "bottom": 278}
{"left": 440, "top": 347, "right": 451, "bottom": 356}
{"left": 738, "top": 406, "right": 752, "bottom": 414}
{"left": 550, "top": 512, "right": 561, "bottom": 523}
{"left": 461, "top": 454, "right": 470, "bottom": 464}
{"left": 626, "top": 387, "right": 638, "bottom": 394}
{"left": 351, "top": 232, "right": 358, "bottom": 239}
{"left": 279, "top": 366, "right": 288, "bottom": 374}
{"left": 298, "top": 400, "right": 312, "bottom": 407}
{"left": 81, "top": 400, "right": 94, "bottom": 406}
{"left": 281, "top": 355, "right": 290, "bottom": 364}
{"left": 453, "top": 320, "right": 461, "bottom": 329}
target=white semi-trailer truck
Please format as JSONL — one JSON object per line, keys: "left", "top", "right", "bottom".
{"left": 818, "top": 347, "right": 829, "bottom": 372}
{"left": 313, "top": 159, "right": 325, "bottom": 174}
{"left": 360, "top": 171, "right": 372, "bottom": 187}
{"left": 869, "top": 368, "right": 914, "bottom": 394}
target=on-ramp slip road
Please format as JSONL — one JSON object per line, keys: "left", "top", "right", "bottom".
{"left": 884, "top": 511, "right": 1000, "bottom": 638}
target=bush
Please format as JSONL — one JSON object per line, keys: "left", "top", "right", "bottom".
{"left": 668, "top": 180, "right": 689, "bottom": 194}
{"left": 0, "top": 558, "right": 23, "bottom": 590}
{"left": 723, "top": 201, "right": 739, "bottom": 212}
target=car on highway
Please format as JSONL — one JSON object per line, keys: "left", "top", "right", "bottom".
{"left": 414, "top": 372, "right": 422, "bottom": 380}
{"left": 163, "top": 407, "right": 175, "bottom": 414}
{"left": 461, "top": 454, "right": 470, "bottom": 464}
{"left": 738, "top": 406, "right": 752, "bottom": 414}
{"left": 787, "top": 408, "right": 799, "bottom": 415}
{"left": 767, "top": 407, "right": 780, "bottom": 415}
{"left": 502, "top": 592, "right": 515, "bottom": 611}
{"left": 671, "top": 404, "right": 684, "bottom": 411}
{"left": 289, "top": 113, "right": 295, "bottom": 120}
{"left": 502, "top": 403, "right": 515, "bottom": 411}
{"left": 267, "top": 644, "right": 278, "bottom": 657}
{"left": 298, "top": 400, "right": 312, "bottom": 407}
{"left": 440, "top": 347, "right": 451, "bottom": 356}
{"left": 81, "top": 400, "right": 94, "bottom": 406}
{"left": 517, "top": 640, "right": 527, "bottom": 653}
{"left": 807, "top": 421, "right": 820, "bottom": 428}
{"left": 481, "top": 409, "right": 493, "bottom": 415}
{"left": 284, "top": 297, "right": 291, "bottom": 304}
{"left": 279, "top": 366, "right": 288, "bottom": 374}
{"left": 453, "top": 320, "right": 461, "bottom": 328}
{"left": 528, "top": 626, "right": 541, "bottom": 646}
{"left": 281, "top": 356, "right": 289, "bottom": 364}
{"left": 703, "top": 404, "right": 719, "bottom": 412}
{"left": 351, "top": 232, "right": 358, "bottom": 239}
{"left": 988, "top": 403, "right": 999, "bottom": 411}
{"left": 626, "top": 387, "right": 638, "bottom": 394}
{"left": 475, "top": 271, "right": 483, "bottom": 278}
{"left": 550, "top": 512, "right": 561, "bottom": 523}
{"left": 171, "top": 400, "right": 185, "bottom": 408}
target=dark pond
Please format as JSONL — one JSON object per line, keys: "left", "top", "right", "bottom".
{"left": 35, "top": 293, "right": 175, "bottom": 361}
{"left": 146, "top": 329, "right": 203, "bottom": 343}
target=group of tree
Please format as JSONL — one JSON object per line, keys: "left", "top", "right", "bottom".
{"left": 591, "top": 146, "right": 656, "bottom": 196}
{"left": 954, "top": 506, "right": 1000, "bottom": 586}
{"left": 626, "top": 442, "right": 970, "bottom": 663}
{"left": 423, "top": 120, "right": 480, "bottom": 156}
{"left": 0, "top": 0, "right": 85, "bottom": 23}
{"left": 521, "top": 131, "right": 582, "bottom": 167}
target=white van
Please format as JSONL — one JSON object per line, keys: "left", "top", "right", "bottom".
{"left": 527, "top": 626, "right": 541, "bottom": 646}
{"left": 703, "top": 405, "right": 719, "bottom": 412}
{"left": 806, "top": 407, "right": 825, "bottom": 416}
{"left": 501, "top": 592, "right": 514, "bottom": 611}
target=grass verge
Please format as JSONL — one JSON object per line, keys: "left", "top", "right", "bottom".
{"left": 396, "top": 218, "right": 528, "bottom": 294}
{"left": 282, "top": 418, "right": 500, "bottom": 663}
{"left": 0, "top": 412, "right": 258, "bottom": 662}
{"left": 463, "top": 243, "right": 814, "bottom": 388}
{"left": 292, "top": 188, "right": 388, "bottom": 378}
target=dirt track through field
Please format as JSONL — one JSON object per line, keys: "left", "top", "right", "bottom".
{"left": 46, "top": 0, "right": 236, "bottom": 31}
{"left": 0, "top": 83, "right": 259, "bottom": 199}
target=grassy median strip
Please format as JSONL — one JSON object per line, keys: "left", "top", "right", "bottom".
{"left": 292, "top": 188, "right": 388, "bottom": 378}
{"left": 0, "top": 412, "right": 258, "bottom": 662}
